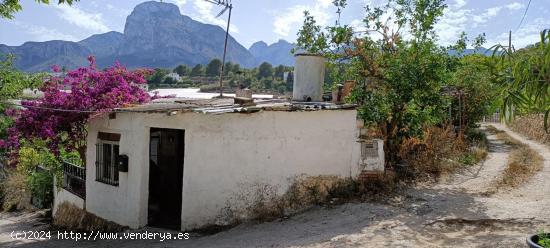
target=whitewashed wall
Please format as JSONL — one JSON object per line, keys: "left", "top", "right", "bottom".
{"left": 52, "top": 185, "right": 85, "bottom": 215}
{"left": 85, "top": 109, "right": 361, "bottom": 230}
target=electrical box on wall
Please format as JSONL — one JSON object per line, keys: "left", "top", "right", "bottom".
{"left": 117, "top": 155, "right": 129, "bottom": 172}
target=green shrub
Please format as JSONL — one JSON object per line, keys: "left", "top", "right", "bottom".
{"left": 458, "top": 153, "right": 476, "bottom": 165}
{"left": 14, "top": 142, "right": 81, "bottom": 209}
{"left": 538, "top": 230, "right": 550, "bottom": 248}
{"left": 28, "top": 170, "right": 53, "bottom": 209}
{"left": 466, "top": 128, "right": 487, "bottom": 145}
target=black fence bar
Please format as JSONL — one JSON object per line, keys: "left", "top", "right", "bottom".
{"left": 62, "top": 161, "right": 86, "bottom": 199}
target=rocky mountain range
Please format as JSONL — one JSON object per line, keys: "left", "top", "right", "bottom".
{"left": 0, "top": 1, "right": 295, "bottom": 72}
{"left": 249, "top": 40, "right": 295, "bottom": 67}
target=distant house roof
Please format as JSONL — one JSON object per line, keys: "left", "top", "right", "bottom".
{"left": 149, "top": 88, "right": 273, "bottom": 99}
{"left": 166, "top": 72, "right": 181, "bottom": 80}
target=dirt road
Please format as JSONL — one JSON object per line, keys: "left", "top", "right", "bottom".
{"left": 1, "top": 124, "right": 549, "bottom": 247}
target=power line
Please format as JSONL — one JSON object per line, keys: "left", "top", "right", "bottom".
{"left": 516, "top": 0, "right": 532, "bottom": 31}
{"left": 1, "top": 101, "right": 103, "bottom": 113}
{"left": 0, "top": 101, "right": 179, "bottom": 114}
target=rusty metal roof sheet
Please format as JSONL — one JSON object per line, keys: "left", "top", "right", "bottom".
{"left": 114, "top": 97, "right": 355, "bottom": 114}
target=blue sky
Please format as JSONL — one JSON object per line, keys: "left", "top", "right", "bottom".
{"left": 0, "top": 0, "right": 548, "bottom": 48}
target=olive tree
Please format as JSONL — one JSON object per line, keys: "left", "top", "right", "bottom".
{"left": 294, "top": 0, "right": 454, "bottom": 166}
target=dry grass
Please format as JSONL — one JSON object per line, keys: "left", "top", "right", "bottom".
{"left": 473, "top": 146, "right": 489, "bottom": 161}
{"left": 486, "top": 124, "right": 523, "bottom": 147}
{"left": 496, "top": 146, "right": 544, "bottom": 188}
{"left": 219, "top": 174, "right": 397, "bottom": 225}
{"left": 53, "top": 202, "right": 126, "bottom": 232}
{"left": 399, "top": 126, "right": 467, "bottom": 178}
{"left": 1, "top": 169, "right": 33, "bottom": 211}
{"left": 491, "top": 129, "right": 544, "bottom": 189}
{"left": 485, "top": 125, "right": 506, "bottom": 135}
{"left": 495, "top": 132, "right": 522, "bottom": 147}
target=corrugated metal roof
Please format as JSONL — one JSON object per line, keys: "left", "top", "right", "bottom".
{"left": 114, "top": 97, "right": 355, "bottom": 114}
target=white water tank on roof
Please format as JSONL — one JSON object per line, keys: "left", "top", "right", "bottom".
{"left": 293, "top": 54, "right": 325, "bottom": 102}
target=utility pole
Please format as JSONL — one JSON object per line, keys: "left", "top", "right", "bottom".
{"left": 508, "top": 30, "right": 512, "bottom": 55}
{"left": 218, "top": 4, "right": 232, "bottom": 98}
{"left": 201, "top": 0, "right": 233, "bottom": 98}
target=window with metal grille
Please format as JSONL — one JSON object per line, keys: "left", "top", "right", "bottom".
{"left": 96, "top": 140, "right": 119, "bottom": 186}
{"left": 361, "top": 140, "right": 379, "bottom": 159}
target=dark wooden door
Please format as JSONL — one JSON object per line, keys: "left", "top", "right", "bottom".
{"left": 148, "top": 128, "right": 185, "bottom": 229}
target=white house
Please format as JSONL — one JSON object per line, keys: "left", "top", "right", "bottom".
{"left": 166, "top": 72, "right": 182, "bottom": 82}
{"left": 53, "top": 55, "right": 384, "bottom": 231}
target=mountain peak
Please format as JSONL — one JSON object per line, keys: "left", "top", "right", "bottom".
{"left": 276, "top": 39, "right": 291, "bottom": 44}
{"left": 250, "top": 41, "right": 268, "bottom": 49}
{"left": 132, "top": 1, "right": 181, "bottom": 16}
{"left": 118, "top": 0, "right": 255, "bottom": 68}
{"left": 0, "top": 1, "right": 293, "bottom": 71}
{"left": 248, "top": 40, "right": 294, "bottom": 66}
{"left": 79, "top": 31, "right": 124, "bottom": 58}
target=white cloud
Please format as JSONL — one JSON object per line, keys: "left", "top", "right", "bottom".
{"left": 272, "top": 0, "right": 332, "bottom": 37}
{"left": 273, "top": 6, "right": 309, "bottom": 37}
{"left": 474, "top": 2, "right": 525, "bottom": 24}
{"left": 53, "top": 5, "right": 110, "bottom": 33}
{"left": 190, "top": 0, "right": 239, "bottom": 33}
{"left": 454, "top": 0, "right": 467, "bottom": 9}
{"left": 14, "top": 22, "right": 78, "bottom": 42}
{"left": 506, "top": 2, "right": 524, "bottom": 10}
{"left": 317, "top": 0, "right": 333, "bottom": 8}
{"left": 489, "top": 18, "right": 550, "bottom": 48}
{"left": 171, "top": 0, "right": 187, "bottom": 13}
{"left": 350, "top": 19, "right": 363, "bottom": 30}
{"left": 434, "top": 4, "right": 471, "bottom": 46}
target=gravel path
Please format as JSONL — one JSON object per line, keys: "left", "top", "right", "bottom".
{"left": 433, "top": 124, "right": 511, "bottom": 194}
{"left": 1, "top": 124, "right": 549, "bottom": 248}
{"left": 482, "top": 124, "right": 550, "bottom": 221}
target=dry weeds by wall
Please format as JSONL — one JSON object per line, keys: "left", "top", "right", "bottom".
{"left": 510, "top": 114, "right": 550, "bottom": 146}
{"left": 1, "top": 170, "right": 33, "bottom": 211}
{"left": 399, "top": 126, "right": 467, "bottom": 178}
{"left": 53, "top": 202, "right": 126, "bottom": 232}
{"left": 216, "top": 175, "right": 370, "bottom": 226}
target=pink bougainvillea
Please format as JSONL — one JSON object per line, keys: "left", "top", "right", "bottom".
{"left": 5, "top": 56, "right": 152, "bottom": 164}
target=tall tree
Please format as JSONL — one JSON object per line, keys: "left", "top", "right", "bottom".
{"left": 147, "top": 68, "right": 169, "bottom": 85}
{"left": 295, "top": 0, "right": 450, "bottom": 167}
{"left": 173, "top": 65, "right": 189, "bottom": 77}
{"left": 258, "top": 62, "right": 273, "bottom": 79}
{"left": 449, "top": 54, "right": 497, "bottom": 130}
{"left": 286, "top": 71, "right": 294, "bottom": 91}
{"left": 206, "top": 59, "right": 222, "bottom": 77}
{"left": 0, "top": 55, "right": 43, "bottom": 153}
{"left": 223, "top": 62, "right": 232, "bottom": 76}
{"left": 274, "top": 65, "right": 285, "bottom": 80}
{"left": 190, "top": 64, "right": 204, "bottom": 77}
{"left": 163, "top": 76, "right": 178, "bottom": 85}
{"left": 231, "top": 63, "right": 241, "bottom": 73}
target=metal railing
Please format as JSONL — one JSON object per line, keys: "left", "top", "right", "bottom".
{"left": 483, "top": 111, "right": 501, "bottom": 123}
{"left": 62, "top": 161, "right": 86, "bottom": 199}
